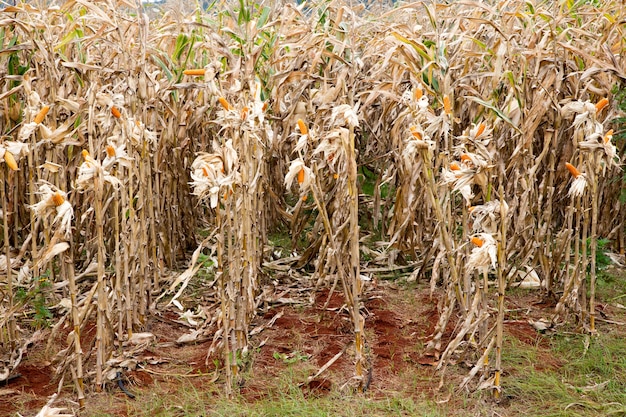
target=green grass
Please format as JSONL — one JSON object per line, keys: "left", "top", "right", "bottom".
{"left": 84, "top": 372, "right": 442, "bottom": 417}
{"left": 503, "top": 327, "right": 626, "bottom": 416}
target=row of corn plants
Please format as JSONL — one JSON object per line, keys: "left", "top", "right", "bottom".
{"left": 0, "top": 0, "right": 624, "bottom": 405}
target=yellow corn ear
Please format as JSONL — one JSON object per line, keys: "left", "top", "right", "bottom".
{"left": 218, "top": 97, "right": 231, "bottom": 111}
{"left": 4, "top": 151, "right": 18, "bottom": 170}
{"left": 297, "top": 119, "right": 308, "bottom": 135}
{"left": 565, "top": 162, "right": 580, "bottom": 178}
{"left": 595, "top": 97, "right": 609, "bottom": 113}
{"left": 183, "top": 68, "right": 206, "bottom": 76}
{"left": 297, "top": 168, "right": 305, "bottom": 184}
{"left": 52, "top": 192, "right": 65, "bottom": 207}
{"left": 443, "top": 95, "right": 452, "bottom": 114}
{"left": 476, "top": 123, "right": 486, "bottom": 137}
{"left": 34, "top": 105, "right": 50, "bottom": 124}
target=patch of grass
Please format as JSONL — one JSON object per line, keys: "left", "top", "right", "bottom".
{"left": 503, "top": 330, "right": 626, "bottom": 416}
{"left": 82, "top": 366, "right": 445, "bottom": 417}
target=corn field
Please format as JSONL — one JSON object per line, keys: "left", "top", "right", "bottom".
{"left": 0, "top": 0, "right": 625, "bottom": 408}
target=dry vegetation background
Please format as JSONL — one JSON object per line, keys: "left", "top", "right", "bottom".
{"left": 1, "top": 0, "right": 625, "bottom": 412}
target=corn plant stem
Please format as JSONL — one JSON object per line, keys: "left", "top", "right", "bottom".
{"left": 346, "top": 124, "right": 365, "bottom": 388}
{"left": 1, "top": 168, "right": 16, "bottom": 345}
{"left": 589, "top": 169, "right": 598, "bottom": 333}
{"left": 226, "top": 195, "right": 237, "bottom": 388}
{"left": 494, "top": 185, "right": 507, "bottom": 398}
{"left": 122, "top": 165, "right": 133, "bottom": 337}
{"left": 580, "top": 192, "right": 590, "bottom": 326}
{"left": 216, "top": 198, "right": 231, "bottom": 396}
{"left": 113, "top": 190, "right": 123, "bottom": 343}
{"left": 94, "top": 173, "right": 106, "bottom": 389}
{"left": 69, "top": 364, "right": 85, "bottom": 409}
{"left": 27, "top": 121, "right": 39, "bottom": 281}
{"left": 63, "top": 251, "right": 85, "bottom": 408}
{"left": 138, "top": 141, "right": 149, "bottom": 325}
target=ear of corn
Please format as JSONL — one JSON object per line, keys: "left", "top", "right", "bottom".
{"left": 183, "top": 68, "right": 206, "bottom": 76}
{"left": 565, "top": 162, "right": 581, "bottom": 178}
{"left": 476, "top": 123, "right": 485, "bottom": 137}
{"left": 111, "top": 106, "right": 122, "bottom": 118}
{"left": 450, "top": 162, "right": 461, "bottom": 171}
{"left": 595, "top": 97, "right": 609, "bottom": 113}
{"left": 443, "top": 95, "right": 452, "bottom": 114}
{"left": 471, "top": 236, "right": 484, "bottom": 247}
{"left": 604, "top": 129, "right": 614, "bottom": 143}
{"left": 218, "top": 97, "right": 232, "bottom": 111}
{"left": 297, "top": 168, "right": 305, "bottom": 184}
{"left": 34, "top": 105, "right": 50, "bottom": 124}
{"left": 106, "top": 145, "right": 116, "bottom": 158}
{"left": 52, "top": 192, "right": 65, "bottom": 207}
{"left": 297, "top": 119, "right": 308, "bottom": 135}
{"left": 4, "top": 151, "right": 18, "bottom": 171}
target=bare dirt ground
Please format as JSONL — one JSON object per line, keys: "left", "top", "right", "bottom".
{"left": 1, "top": 278, "right": 617, "bottom": 416}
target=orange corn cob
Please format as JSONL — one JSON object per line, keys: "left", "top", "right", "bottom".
{"left": 4, "top": 151, "right": 18, "bottom": 170}
{"left": 595, "top": 98, "right": 609, "bottom": 113}
{"left": 460, "top": 154, "right": 471, "bottom": 162}
{"left": 412, "top": 130, "right": 423, "bottom": 140}
{"left": 414, "top": 87, "right": 423, "bottom": 100}
{"left": 450, "top": 162, "right": 461, "bottom": 171}
{"left": 183, "top": 68, "right": 206, "bottom": 76}
{"left": 241, "top": 106, "right": 249, "bottom": 120}
{"left": 297, "top": 119, "right": 308, "bottom": 135}
{"left": 475, "top": 123, "right": 486, "bottom": 137}
{"left": 443, "top": 95, "right": 452, "bottom": 114}
{"left": 51, "top": 192, "right": 65, "bottom": 207}
{"left": 471, "top": 236, "right": 484, "bottom": 247}
{"left": 565, "top": 162, "right": 580, "bottom": 178}
{"left": 111, "top": 106, "right": 122, "bottom": 119}
{"left": 604, "top": 129, "right": 614, "bottom": 143}
{"left": 297, "top": 168, "right": 305, "bottom": 184}
{"left": 218, "top": 97, "right": 231, "bottom": 111}
{"left": 34, "top": 105, "right": 50, "bottom": 124}
{"left": 333, "top": 173, "right": 338, "bottom": 179}
{"left": 82, "top": 149, "right": 90, "bottom": 160}
{"left": 106, "top": 145, "right": 116, "bottom": 158}
{"left": 202, "top": 167, "right": 209, "bottom": 177}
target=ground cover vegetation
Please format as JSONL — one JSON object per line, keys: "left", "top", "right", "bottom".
{"left": 0, "top": 0, "right": 626, "bottom": 415}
